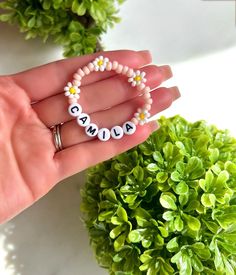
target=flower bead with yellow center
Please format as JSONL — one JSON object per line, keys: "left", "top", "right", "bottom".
{"left": 134, "top": 108, "right": 150, "bottom": 125}
{"left": 93, "top": 56, "right": 109, "bottom": 72}
{"left": 64, "top": 82, "right": 80, "bottom": 99}
{"left": 128, "top": 70, "right": 147, "bottom": 87}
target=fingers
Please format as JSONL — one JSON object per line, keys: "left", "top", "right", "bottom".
{"left": 11, "top": 50, "right": 152, "bottom": 102}
{"left": 59, "top": 86, "right": 180, "bottom": 148}
{"left": 54, "top": 121, "right": 159, "bottom": 180}
{"left": 32, "top": 64, "right": 173, "bottom": 127}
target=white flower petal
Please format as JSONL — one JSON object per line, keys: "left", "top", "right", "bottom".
{"left": 65, "top": 91, "right": 70, "bottom": 96}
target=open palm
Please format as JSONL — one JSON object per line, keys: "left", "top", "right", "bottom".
{"left": 0, "top": 50, "right": 180, "bottom": 224}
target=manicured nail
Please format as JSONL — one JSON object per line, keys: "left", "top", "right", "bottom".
{"left": 137, "top": 50, "right": 152, "bottom": 63}
{"left": 170, "top": 86, "right": 181, "bottom": 100}
{"left": 149, "top": 121, "right": 160, "bottom": 132}
{"left": 159, "top": 65, "right": 173, "bottom": 79}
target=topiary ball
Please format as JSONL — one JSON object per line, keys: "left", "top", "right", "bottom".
{"left": 81, "top": 115, "right": 236, "bottom": 275}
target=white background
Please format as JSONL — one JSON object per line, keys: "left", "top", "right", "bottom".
{"left": 0, "top": 0, "right": 236, "bottom": 274}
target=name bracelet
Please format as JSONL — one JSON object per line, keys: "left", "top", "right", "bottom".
{"left": 64, "top": 56, "right": 153, "bottom": 142}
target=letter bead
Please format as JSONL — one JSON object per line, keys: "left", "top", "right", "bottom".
{"left": 98, "top": 128, "right": 111, "bottom": 142}
{"left": 111, "top": 126, "right": 124, "bottom": 140}
{"left": 123, "top": 121, "right": 136, "bottom": 135}
{"left": 68, "top": 103, "right": 82, "bottom": 117}
{"left": 85, "top": 123, "right": 98, "bottom": 137}
{"left": 77, "top": 113, "right": 90, "bottom": 127}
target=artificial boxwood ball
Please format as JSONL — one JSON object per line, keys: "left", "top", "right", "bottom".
{"left": 81, "top": 116, "right": 236, "bottom": 275}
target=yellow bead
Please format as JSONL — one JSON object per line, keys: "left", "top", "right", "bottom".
{"left": 139, "top": 113, "right": 145, "bottom": 120}
{"left": 69, "top": 87, "right": 76, "bottom": 94}
{"left": 134, "top": 75, "right": 141, "bottom": 82}
{"left": 98, "top": 60, "right": 104, "bottom": 66}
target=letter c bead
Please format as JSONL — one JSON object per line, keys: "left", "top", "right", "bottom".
{"left": 98, "top": 128, "right": 111, "bottom": 141}
{"left": 68, "top": 103, "right": 82, "bottom": 117}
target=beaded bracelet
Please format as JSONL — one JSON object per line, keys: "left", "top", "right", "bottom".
{"left": 64, "top": 56, "right": 153, "bottom": 142}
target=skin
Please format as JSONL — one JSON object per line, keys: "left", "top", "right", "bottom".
{"left": 0, "top": 50, "right": 180, "bottom": 224}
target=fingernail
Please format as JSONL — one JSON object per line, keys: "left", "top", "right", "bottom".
{"left": 149, "top": 121, "right": 160, "bottom": 132}
{"left": 170, "top": 86, "right": 181, "bottom": 100}
{"left": 137, "top": 50, "right": 152, "bottom": 63}
{"left": 159, "top": 65, "right": 173, "bottom": 79}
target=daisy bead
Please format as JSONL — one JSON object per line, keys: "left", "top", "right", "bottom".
{"left": 128, "top": 70, "right": 147, "bottom": 87}
{"left": 64, "top": 82, "right": 80, "bottom": 99}
{"left": 93, "top": 56, "right": 109, "bottom": 72}
{"left": 134, "top": 108, "right": 150, "bottom": 125}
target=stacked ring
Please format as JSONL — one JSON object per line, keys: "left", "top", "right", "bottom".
{"left": 64, "top": 56, "right": 153, "bottom": 142}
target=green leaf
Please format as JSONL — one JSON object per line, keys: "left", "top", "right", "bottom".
{"left": 191, "top": 255, "right": 203, "bottom": 272}
{"left": 175, "top": 181, "right": 189, "bottom": 194}
{"left": 209, "top": 148, "right": 219, "bottom": 163}
{"left": 174, "top": 216, "right": 184, "bottom": 231}
{"left": 110, "top": 225, "right": 124, "bottom": 239}
{"left": 201, "top": 193, "right": 216, "bottom": 207}
{"left": 76, "top": 2, "right": 86, "bottom": 16}
{"left": 128, "top": 229, "right": 143, "bottom": 243}
{"left": 156, "top": 172, "right": 168, "bottom": 183}
{"left": 146, "top": 163, "right": 159, "bottom": 172}
{"left": 216, "top": 171, "right": 229, "bottom": 185}
{"left": 114, "top": 233, "right": 127, "bottom": 251}
{"left": 166, "top": 237, "right": 179, "bottom": 252}
{"left": 133, "top": 166, "right": 144, "bottom": 181}
{"left": 117, "top": 206, "right": 128, "bottom": 222}
{"left": 162, "top": 211, "right": 175, "bottom": 221}
{"left": 0, "top": 13, "right": 12, "bottom": 22}
{"left": 27, "top": 16, "right": 36, "bottom": 28}
{"left": 183, "top": 214, "right": 201, "bottom": 231}
{"left": 160, "top": 193, "right": 177, "bottom": 210}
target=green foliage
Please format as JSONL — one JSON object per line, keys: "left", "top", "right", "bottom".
{"left": 81, "top": 115, "right": 236, "bottom": 274}
{"left": 0, "top": 0, "right": 124, "bottom": 56}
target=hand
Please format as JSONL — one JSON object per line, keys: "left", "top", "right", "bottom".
{"left": 0, "top": 50, "right": 180, "bottom": 223}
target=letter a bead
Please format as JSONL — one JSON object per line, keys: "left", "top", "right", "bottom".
{"left": 77, "top": 113, "right": 90, "bottom": 127}
{"left": 98, "top": 128, "right": 111, "bottom": 142}
{"left": 68, "top": 103, "right": 82, "bottom": 117}
{"left": 111, "top": 126, "right": 124, "bottom": 140}
{"left": 123, "top": 121, "right": 136, "bottom": 135}
{"left": 85, "top": 123, "right": 98, "bottom": 137}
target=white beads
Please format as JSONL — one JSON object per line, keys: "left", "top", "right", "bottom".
{"left": 64, "top": 55, "right": 154, "bottom": 142}
{"left": 85, "top": 123, "right": 99, "bottom": 137}
{"left": 68, "top": 98, "right": 78, "bottom": 104}
{"left": 112, "top": 61, "right": 119, "bottom": 70}
{"left": 111, "top": 126, "right": 124, "bottom": 139}
{"left": 98, "top": 128, "right": 111, "bottom": 142}
{"left": 88, "top": 63, "right": 95, "bottom": 72}
{"left": 77, "top": 68, "right": 85, "bottom": 77}
{"left": 77, "top": 113, "right": 90, "bottom": 127}
{"left": 68, "top": 103, "right": 82, "bottom": 117}
{"left": 123, "top": 121, "right": 136, "bottom": 135}
{"left": 83, "top": 66, "right": 90, "bottom": 75}
{"left": 116, "top": 64, "right": 123, "bottom": 74}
